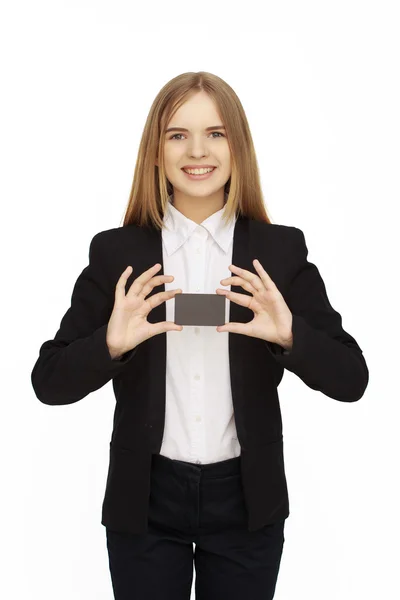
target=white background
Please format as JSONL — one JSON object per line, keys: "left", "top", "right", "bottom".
{"left": 1, "top": 1, "right": 399, "bottom": 598}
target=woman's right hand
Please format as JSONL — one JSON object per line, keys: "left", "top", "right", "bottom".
{"left": 106, "top": 263, "right": 183, "bottom": 359}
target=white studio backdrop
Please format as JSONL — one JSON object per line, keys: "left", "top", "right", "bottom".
{"left": 0, "top": 1, "right": 399, "bottom": 599}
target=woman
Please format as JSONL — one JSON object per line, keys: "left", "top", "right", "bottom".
{"left": 31, "top": 71, "right": 369, "bottom": 600}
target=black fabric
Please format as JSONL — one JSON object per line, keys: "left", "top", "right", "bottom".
{"left": 105, "top": 453, "right": 285, "bottom": 600}
{"left": 31, "top": 216, "right": 369, "bottom": 535}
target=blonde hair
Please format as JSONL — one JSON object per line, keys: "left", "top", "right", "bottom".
{"left": 121, "top": 71, "right": 272, "bottom": 231}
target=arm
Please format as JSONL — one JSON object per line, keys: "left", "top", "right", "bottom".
{"left": 31, "top": 232, "right": 137, "bottom": 406}
{"left": 266, "top": 228, "right": 369, "bottom": 402}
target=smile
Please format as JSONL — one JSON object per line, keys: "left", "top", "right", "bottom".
{"left": 181, "top": 167, "right": 216, "bottom": 180}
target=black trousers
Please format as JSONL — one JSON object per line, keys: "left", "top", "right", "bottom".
{"left": 106, "top": 452, "right": 285, "bottom": 599}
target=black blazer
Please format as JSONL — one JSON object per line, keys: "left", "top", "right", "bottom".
{"left": 31, "top": 214, "right": 369, "bottom": 534}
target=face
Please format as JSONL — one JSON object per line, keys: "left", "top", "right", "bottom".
{"left": 161, "top": 91, "right": 231, "bottom": 202}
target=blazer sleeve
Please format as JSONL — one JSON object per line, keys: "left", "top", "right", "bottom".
{"left": 266, "top": 227, "right": 369, "bottom": 402}
{"left": 31, "top": 232, "right": 138, "bottom": 406}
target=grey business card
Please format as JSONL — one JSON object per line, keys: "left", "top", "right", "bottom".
{"left": 174, "top": 293, "right": 226, "bottom": 326}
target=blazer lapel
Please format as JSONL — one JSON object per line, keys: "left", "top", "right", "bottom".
{"left": 142, "top": 213, "right": 253, "bottom": 330}
{"left": 132, "top": 213, "right": 278, "bottom": 451}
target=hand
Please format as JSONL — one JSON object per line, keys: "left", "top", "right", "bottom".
{"left": 215, "top": 259, "right": 293, "bottom": 348}
{"left": 106, "top": 264, "right": 183, "bottom": 357}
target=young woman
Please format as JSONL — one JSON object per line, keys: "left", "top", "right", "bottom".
{"left": 31, "top": 71, "right": 369, "bottom": 600}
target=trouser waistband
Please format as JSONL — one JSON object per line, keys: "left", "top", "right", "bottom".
{"left": 151, "top": 453, "right": 241, "bottom": 480}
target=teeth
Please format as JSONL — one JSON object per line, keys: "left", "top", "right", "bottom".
{"left": 183, "top": 167, "right": 214, "bottom": 175}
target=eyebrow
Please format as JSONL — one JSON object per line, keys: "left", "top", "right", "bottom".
{"left": 165, "top": 125, "right": 226, "bottom": 133}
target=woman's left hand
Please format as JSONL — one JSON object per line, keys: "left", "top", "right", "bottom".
{"left": 215, "top": 259, "right": 293, "bottom": 349}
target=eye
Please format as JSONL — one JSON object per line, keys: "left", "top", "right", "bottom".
{"left": 169, "top": 131, "right": 225, "bottom": 140}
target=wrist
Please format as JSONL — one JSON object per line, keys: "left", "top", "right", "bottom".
{"left": 277, "top": 332, "right": 293, "bottom": 351}
{"left": 107, "top": 344, "right": 124, "bottom": 360}
{"left": 281, "top": 338, "right": 293, "bottom": 351}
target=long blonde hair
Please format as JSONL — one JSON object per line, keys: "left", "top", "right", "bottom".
{"left": 121, "top": 71, "right": 272, "bottom": 231}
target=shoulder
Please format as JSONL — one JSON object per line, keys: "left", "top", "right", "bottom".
{"left": 250, "top": 220, "right": 306, "bottom": 252}
{"left": 251, "top": 220, "right": 304, "bottom": 237}
{"left": 89, "top": 224, "right": 146, "bottom": 252}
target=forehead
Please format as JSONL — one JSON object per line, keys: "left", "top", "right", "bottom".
{"left": 167, "top": 92, "right": 222, "bottom": 125}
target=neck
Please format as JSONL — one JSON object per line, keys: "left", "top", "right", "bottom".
{"left": 170, "top": 190, "right": 227, "bottom": 224}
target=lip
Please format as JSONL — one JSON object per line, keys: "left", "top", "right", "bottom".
{"left": 181, "top": 165, "right": 216, "bottom": 170}
{"left": 181, "top": 166, "right": 216, "bottom": 181}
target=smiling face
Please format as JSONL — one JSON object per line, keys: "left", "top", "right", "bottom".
{"left": 160, "top": 90, "right": 232, "bottom": 221}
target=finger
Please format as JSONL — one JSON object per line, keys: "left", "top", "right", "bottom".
{"left": 116, "top": 264, "right": 158, "bottom": 298}
{"left": 229, "top": 264, "right": 264, "bottom": 292}
{"left": 165, "top": 320, "right": 183, "bottom": 332}
{"left": 149, "top": 319, "right": 183, "bottom": 337}
{"left": 131, "top": 263, "right": 163, "bottom": 294}
{"left": 219, "top": 275, "right": 257, "bottom": 295}
{"left": 132, "top": 263, "right": 163, "bottom": 288}
{"left": 129, "top": 263, "right": 174, "bottom": 299}
{"left": 217, "top": 322, "right": 249, "bottom": 335}
{"left": 252, "top": 259, "right": 277, "bottom": 290}
{"left": 216, "top": 288, "right": 253, "bottom": 309}
{"left": 138, "top": 274, "right": 175, "bottom": 300}
{"left": 115, "top": 265, "right": 133, "bottom": 302}
{"left": 146, "top": 288, "right": 182, "bottom": 312}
